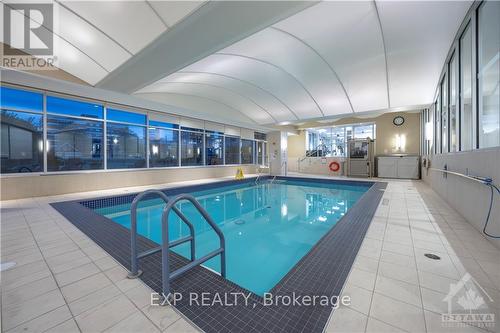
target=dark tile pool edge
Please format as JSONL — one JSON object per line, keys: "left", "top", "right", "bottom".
{"left": 269, "top": 178, "right": 387, "bottom": 332}
{"left": 51, "top": 177, "right": 386, "bottom": 333}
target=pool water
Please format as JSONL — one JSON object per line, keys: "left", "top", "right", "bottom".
{"left": 95, "top": 179, "right": 369, "bottom": 295}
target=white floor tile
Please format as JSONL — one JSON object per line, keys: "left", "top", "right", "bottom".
{"left": 369, "top": 293, "right": 426, "bottom": 333}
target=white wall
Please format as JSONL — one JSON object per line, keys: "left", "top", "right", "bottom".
{"left": 422, "top": 147, "right": 500, "bottom": 250}
{"left": 0, "top": 165, "right": 257, "bottom": 200}
{"left": 288, "top": 156, "right": 346, "bottom": 176}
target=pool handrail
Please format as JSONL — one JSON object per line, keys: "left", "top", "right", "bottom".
{"left": 161, "top": 193, "right": 226, "bottom": 297}
{"left": 127, "top": 189, "right": 195, "bottom": 279}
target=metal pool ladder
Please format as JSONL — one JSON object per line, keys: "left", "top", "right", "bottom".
{"left": 127, "top": 190, "right": 226, "bottom": 298}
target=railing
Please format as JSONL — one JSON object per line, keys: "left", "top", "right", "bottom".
{"left": 428, "top": 167, "right": 492, "bottom": 184}
{"left": 127, "top": 191, "right": 226, "bottom": 298}
{"left": 255, "top": 165, "right": 265, "bottom": 184}
{"left": 271, "top": 160, "right": 287, "bottom": 183}
{"left": 298, "top": 144, "right": 327, "bottom": 172}
{"left": 160, "top": 194, "right": 226, "bottom": 297}
{"left": 128, "top": 189, "right": 195, "bottom": 278}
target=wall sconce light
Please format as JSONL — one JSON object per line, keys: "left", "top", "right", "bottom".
{"left": 395, "top": 134, "right": 406, "bottom": 152}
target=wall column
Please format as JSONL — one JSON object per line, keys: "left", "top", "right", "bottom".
{"left": 268, "top": 131, "right": 288, "bottom": 176}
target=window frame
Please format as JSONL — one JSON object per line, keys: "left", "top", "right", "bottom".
{"left": 476, "top": 0, "right": 500, "bottom": 149}
{"left": 240, "top": 139, "right": 255, "bottom": 165}
{"left": 45, "top": 113, "right": 105, "bottom": 172}
{"left": 148, "top": 125, "right": 180, "bottom": 168}
{"left": 224, "top": 135, "right": 241, "bottom": 165}
{"left": 430, "top": 1, "right": 500, "bottom": 155}
{"left": 180, "top": 128, "right": 205, "bottom": 167}
{"left": 0, "top": 109, "right": 44, "bottom": 174}
{"left": 0, "top": 84, "right": 263, "bottom": 176}
{"left": 305, "top": 122, "right": 375, "bottom": 158}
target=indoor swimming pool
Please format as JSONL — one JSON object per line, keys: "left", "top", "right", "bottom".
{"left": 94, "top": 179, "right": 371, "bottom": 295}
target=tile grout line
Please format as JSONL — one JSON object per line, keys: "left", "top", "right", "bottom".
{"left": 363, "top": 190, "right": 415, "bottom": 333}
{"left": 36, "top": 207, "right": 168, "bottom": 333}
{"left": 44, "top": 191, "right": 201, "bottom": 332}
{"left": 22, "top": 207, "right": 85, "bottom": 333}
{"left": 3, "top": 207, "right": 83, "bottom": 332}
{"left": 363, "top": 204, "right": 387, "bottom": 333}
{"left": 405, "top": 190, "right": 429, "bottom": 333}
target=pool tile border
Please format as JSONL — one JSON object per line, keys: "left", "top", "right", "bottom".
{"left": 51, "top": 177, "right": 386, "bottom": 333}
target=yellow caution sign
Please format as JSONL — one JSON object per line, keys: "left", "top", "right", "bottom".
{"left": 235, "top": 167, "right": 244, "bottom": 180}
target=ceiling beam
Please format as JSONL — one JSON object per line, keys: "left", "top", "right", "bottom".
{"left": 95, "top": 1, "right": 318, "bottom": 93}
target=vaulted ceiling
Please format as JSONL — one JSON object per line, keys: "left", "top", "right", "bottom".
{"left": 1, "top": 1, "right": 472, "bottom": 127}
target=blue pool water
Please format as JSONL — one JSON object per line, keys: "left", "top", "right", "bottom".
{"left": 94, "top": 179, "right": 369, "bottom": 295}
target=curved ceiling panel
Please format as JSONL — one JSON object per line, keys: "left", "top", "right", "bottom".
{"left": 273, "top": 1, "right": 388, "bottom": 112}
{"left": 136, "top": 92, "right": 258, "bottom": 125}
{"left": 155, "top": 72, "right": 295, "bottom": 122}
{"left": 1, "top": 2, "right": 108, "bottom": 85}
{"left": 61, "top": 0, "right": 166, "bottom": 53}
{"left": 54, "top": 3, "right": 131, "bottom": 72}
{"left": 182, "top": 54, "right": 320, "bottom": 119}
{"left": 222, "top": 27, "right": 352, "bottom": 116}
{"left": 137, "top": 82, "right": 273, "bottom": 124}
{"left": 376, "top": 1, "right": 472, "bottom": 107}
{"left": 148, "top": 1, "right": 207, "bottom": 27}
{"left": 53, "top": 35, "right": 109, "bottom": 85}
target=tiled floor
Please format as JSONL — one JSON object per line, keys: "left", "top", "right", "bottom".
{"left": 325, "top": 180, "right": 500, "bottom": 333}
{"left": 1, "top": 176, "right": 499, "bottom": 333}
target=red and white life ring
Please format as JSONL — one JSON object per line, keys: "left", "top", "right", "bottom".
{"left": 329, "top": 161, "right": 340, "bottom": 172}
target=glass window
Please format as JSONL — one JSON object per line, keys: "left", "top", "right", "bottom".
{"left": 0, "top": 86, "right": 43, "bottom": 112}
{"left": 426, "top": 106, "right": 434, "bottom": 155}
{"left": 225, "top": 136, "right": 240, "bottom": 164}
{"left": 435, "top": 94, "right": 441, "bottom": 153}
{"left": 354, "top": 124, "right": 374, "bottom": 140}
{"left": 107, "top": 123, "right": 146, "bottom": 169}
{"left": 460, "top": 24, "right": 474, "bottom": 151}
{"left": 345, "top": 126, "right": 353, "bottom": 142}
{"left": 205, "top": 132, "right": 223, "bottom": 165}
{"left": 449, "top": 54, "right": 458, "bottom": 152}
{"left": 149, "top": 127, "right": 179, "bottom": 167}
{"left": 1, "top": 110, "right": 43, "bottom": 173}
{"left": 441, "top": 76, "right": 448, "bottom": 153}
{"left": 264, "top": 142, "right": 268, "bottom": 165}
{"left": 47, "top": 115, "right": 103, "bottom": 171}
{"left": 256, "top": 141, "right": 264, "bottom": 165}
{"left": 478, "top": 1, "right": 500, "bottom": 148}
{"left": 181, "top": 126, "right": 204, "bottom": 132}
{"left": 331, "top": 127, "right": 346, "bottom": 156}
{"left": 47, "top": 96, "right": 103, "bottom": 119}
{"left": 181, "top": 131, "right": 203, "bottom": 166}
{"left": 254, "top": 132, "right": 267, "bottom": 141}
{"left": 149, "top": 120, "right": 179, "bottom": 129}
{"left": 241, "top": 139, "right": 254, "bottom": 164}
{"left": 306, "top": 124, "right": 374, "bottom": 157}
{"left": 307, "top": 131, "right": 317, "bottom": 151}
{"left": 319, "top": 129, "right": 333, "bottom": 156}
{"left": 307, "top": 128, "right": 332, "bottom": 156}
{"left": 107, "top": 108, "right": 146, "bottom": 125}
